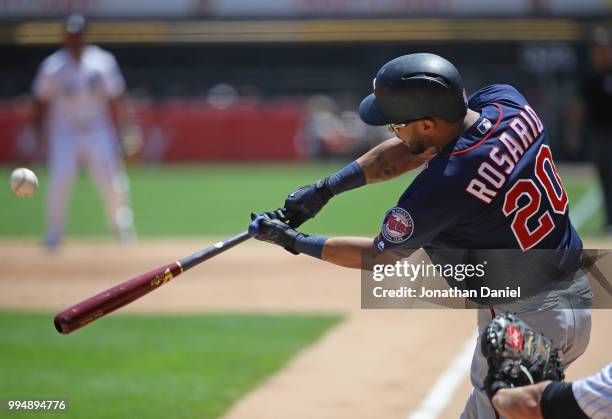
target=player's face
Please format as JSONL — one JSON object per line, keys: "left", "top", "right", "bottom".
{"left": 64, "top": 32, "right": 85, "bottom": 57}
{"left": 392, "top": 121, "right": 431, "bottom": 154}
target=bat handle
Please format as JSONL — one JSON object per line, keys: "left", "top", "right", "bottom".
{"left": 178, "top": 231, "right": 252, "bottom": 271}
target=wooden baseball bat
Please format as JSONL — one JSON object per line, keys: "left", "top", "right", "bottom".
{"left": 53, "top": 231, "right": 251, "bottom": 335}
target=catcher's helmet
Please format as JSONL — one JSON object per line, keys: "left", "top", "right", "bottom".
{"left": 359, "top": 53, "right": 467, "bottom": 126}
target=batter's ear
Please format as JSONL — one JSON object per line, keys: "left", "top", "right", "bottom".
{"left": 417, "top": 118, "right": 436, "bottom": 133}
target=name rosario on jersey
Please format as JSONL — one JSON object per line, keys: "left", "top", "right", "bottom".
{"left": 466, "top": 105, "right": 544, "bottom": 204}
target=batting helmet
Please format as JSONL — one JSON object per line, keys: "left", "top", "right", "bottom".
{"left": 359, "top": 53, "right": 467, "bottom": 126}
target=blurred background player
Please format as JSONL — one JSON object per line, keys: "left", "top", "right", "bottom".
{"left": 32, "top": 14, "right": 136, "bottom": 249}
{"left": 567, "top": 26, "right": 612, "bottom": 233}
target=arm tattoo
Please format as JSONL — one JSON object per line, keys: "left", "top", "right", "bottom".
{"left": 373, "top": 152, "right": 399, "bottom": 181}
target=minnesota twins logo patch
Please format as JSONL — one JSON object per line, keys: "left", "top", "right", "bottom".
{"left": 381, "top": 207, "right": 414, "bottom": 243}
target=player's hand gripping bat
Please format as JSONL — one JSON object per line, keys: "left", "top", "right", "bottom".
{"left": 53, "top": 232, "right": 251, "bottom": 335}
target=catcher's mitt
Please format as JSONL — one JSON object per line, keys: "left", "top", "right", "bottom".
{"left": 481, "top": 312, "right": 564, "bottom": 398}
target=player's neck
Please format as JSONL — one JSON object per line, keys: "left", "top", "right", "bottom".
{"left": 436, "top": 109, "right": 481, "bottom": 148}
{"left": 461, "top": 109, "right": 481, "bottom": 132}
{"left": 67, "top": 47, "right": 84, "bottom": 62}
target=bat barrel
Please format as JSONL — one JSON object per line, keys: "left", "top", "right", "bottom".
{"left": 54, "top": 262, "right": 183, "bottom": 334}
{"left": 53, "top": 231, "right": 251, "bottom": 335}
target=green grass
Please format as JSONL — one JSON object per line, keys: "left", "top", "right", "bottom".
{"left": 0, "top": 163, "right": 602, "bottom": 238}
{"left": 0, "top": 164, "right": 413, "bottom": 238}
{"left": 0, "top": 312, "right": 340, "bottom": 419}
{"left": 565, "top": 181, "right": 604, "bottom": 237}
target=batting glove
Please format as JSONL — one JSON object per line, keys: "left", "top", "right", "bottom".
{"left": 249, "top": 213, "right": 300, "bottom": 254}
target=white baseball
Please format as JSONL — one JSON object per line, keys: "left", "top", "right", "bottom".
{"left": 10, "top": 167, "right": 39, "bottom": 198}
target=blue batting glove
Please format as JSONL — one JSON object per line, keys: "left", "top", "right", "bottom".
{"left": 248, "top": 214, "right": 266, "bottom": 236}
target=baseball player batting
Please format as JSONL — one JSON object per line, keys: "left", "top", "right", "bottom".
{"left": 32, "top": 14, "right": 136, "bottom": 249}
{"left": 248, "top": 53, "right": 593, "bottom": 417}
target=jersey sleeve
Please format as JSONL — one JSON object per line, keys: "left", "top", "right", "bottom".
{"left": 101, "top": 53, "right": 126, "bottom": 98}
{"left": 572, "top": 363, "right": 612, "bottom": 419}
{"left": 374, "top": 156, "right": 484, "bottom": 251}
{"left": 31, "top": 60, "right": 58, "bottom": 101}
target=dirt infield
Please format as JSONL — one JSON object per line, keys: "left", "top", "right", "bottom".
{"left": 1, "top": 239, "right": 610, "bottom": 419}
{"left": 1, "top": 239, "right": 360, "bottom": 314}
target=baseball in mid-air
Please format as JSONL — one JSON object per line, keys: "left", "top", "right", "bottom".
{"left": 10, "top": 167, "right": 39, "bottom": 198}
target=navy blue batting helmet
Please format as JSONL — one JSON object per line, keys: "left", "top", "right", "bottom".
{"left": 359, "top": 53, "right": 467, "bottom": 126}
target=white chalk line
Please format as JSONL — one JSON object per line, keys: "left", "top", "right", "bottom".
{"left": 406, "top": 333, "right": 477, "bottom": 419}
{"left": 570, "top": 184, "right": 602, "bottom": 231}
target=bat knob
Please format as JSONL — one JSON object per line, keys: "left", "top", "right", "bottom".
{"left": 53, "top": 314, "right": 69, "bottom": 334}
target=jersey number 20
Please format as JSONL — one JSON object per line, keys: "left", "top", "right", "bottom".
{"left": 502, "top": 145, "right": 568, "bottom": 250}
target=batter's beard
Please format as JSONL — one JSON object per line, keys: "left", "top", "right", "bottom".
{"left": 409, "top": 138, "right": 427, "bottom": 155}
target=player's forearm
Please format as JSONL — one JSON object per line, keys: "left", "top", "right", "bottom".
{"left": 491, "top": 380, "right": 591, "bottom": 419}
{"left": 108, "top": 94, "right": 131, "bottom": 131}
{"left": 282, "top": 138, "right": 432, "bottom": 227}
{"left": 324, "top": 137, "right": 427, "bottom": 196}
{"left": 356, "top": 137, "right": 427, "bottom": 184}
{"left": 109, "top": 94, "right": 143, "bottom": 157}
{"left": 492, "top": 382, "right": 550, "bottom": 419}
{"left": 248, "top": 215, "right": 375, "bottom": 269}
{"left": 320, "top": 237, "right": 375, "bottom": 269}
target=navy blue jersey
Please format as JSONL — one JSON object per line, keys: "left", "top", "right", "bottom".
{"left": 375, "top": 84, "right": 582, "bottom": 252}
